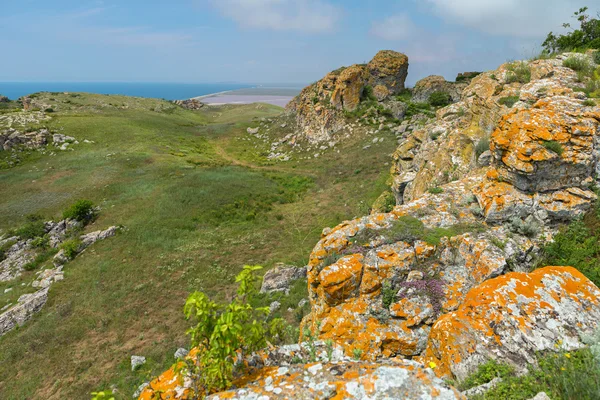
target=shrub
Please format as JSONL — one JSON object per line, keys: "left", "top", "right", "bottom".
{"left": 594, "top": 50, "right": 600, "bottom": 65}
{"left": 508, "top": 217, "right": 540, "bottom": 238}
{"left": 63, "top": 200, "right": 96, "bottom": 223}
{"left": 542, "top": 140, "right": 564, "bottom": 156}
{"left": 361, "top": 85, "right": 377, "bottom": 102}
{"left": 14, "top": 214, "right": 46, "bottom": 240}
{"left": 475, "top": 136, "right": 491, "bottom": 158}
{"left": 44, "top": 108, "right": 54, "bottom": 113}
{"left": 563, "top": 56, "right": 593, "bottom": 72}
{"left": 505, "top": 62, "right": 531, "bottom": 84}
{"left": 428, "top": 187, "right": 444, "bottom": 194}
{"left": 184, "top": 265, "right": 285, "bottom": 393}
{"left": 543, "top": 7, "right": 600, "bottom": 53}
{"left": 395, "top": 89, "right": 412, "bottom": 102}
{"left": 583, "top": 99, "right": 596, "bottom": 106}
{"left": 381, "top": 281, "right": 397, "bottom": 309}
{"left": 60, "top": 239, "right": 82, "bottom": 260}
{"left": 498, "top": 95, "right": 519, "bottom": 108}
{"left": 405, "top": 101, "right": 433, "bottom": 118}
{"left": 459, "top": 359, "right": 514, "bottom": 391}
{"left": 428, "top": 91, "right": 452, "bottom": 107}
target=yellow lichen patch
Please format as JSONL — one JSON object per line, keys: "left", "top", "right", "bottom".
{"left": 318, "top": 254, "right": 364, "bottom": 306}
{"left": 139, "top": 363, "right": 190, "bottom": 400}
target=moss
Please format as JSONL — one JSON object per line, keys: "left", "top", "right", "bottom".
{"left": 498, "top": 95, "right": 519, "bottom": 108}
{"left": 542, "top": 140, "right": 564, "bottom": 156}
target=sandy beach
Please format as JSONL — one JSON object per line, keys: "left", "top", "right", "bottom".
{"left": 193, "top": 87, "right": 301, "bottom": 107}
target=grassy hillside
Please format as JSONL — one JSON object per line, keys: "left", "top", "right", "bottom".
{"left": 0, "top": 92, "right": 396, "bottom": 399}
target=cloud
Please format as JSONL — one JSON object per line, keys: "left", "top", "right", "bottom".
{"left": 422, "top": 0, "right": 584, "bottom": 38}
{"left": 210, "top": 0, "right": 341, "bottom": 33}
{"left": 370, "top": 13, "right": 417, "bottom": 41}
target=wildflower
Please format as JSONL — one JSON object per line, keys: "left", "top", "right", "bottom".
{"left": 429, "top": 361, "right": 437, "bottom": 369}
{"left": 565, "top": 353, "right": 571, "bottom": 358}
{"left": 561, "top": 367, "right": 566, "bottom": 371}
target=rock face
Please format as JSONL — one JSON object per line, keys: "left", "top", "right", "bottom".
{"left": 411, "top": 75, "right": 466, "bottom": 103}
{"left": 302, "top": 177, "right": 539, "bottom": 361}
{"left": 260, "top": 263, "right": 306, "bottom": 294}
{"left": 286, "top": 50, "right": 408, "bottom": 142}
{"left": 0, "top": 288, "right": 49, "bottom": 336}
{"left": 391, "top": 56, "right": 600, "bottom": 214}
{"left": 173, "top": 99, "right": 204, "bottom": 110}
{"left": 421, "top": 266, "right": 600, "bottom": 380}
{"left": 208, "top": 360, "right": 464, "bottom": 400}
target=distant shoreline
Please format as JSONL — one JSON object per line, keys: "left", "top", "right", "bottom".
{"left": 194, "top": 87, "right": 301, "bottom": 108}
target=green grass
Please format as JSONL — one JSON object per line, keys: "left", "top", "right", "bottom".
{"left": 498, "top": 96, "right": 520, "bottom": 108}
{"left": 505, "top": 61, "right": 531, "bottom": 84}
{"left": 542, "top": 140, "right": 564, "bottom": 156}
{"left": 0, "top": 92, "right": 395, "bottom": 399}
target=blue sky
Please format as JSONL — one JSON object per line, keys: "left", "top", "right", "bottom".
{"left": 1, "top": 0, "right": 596, "bottom": 85}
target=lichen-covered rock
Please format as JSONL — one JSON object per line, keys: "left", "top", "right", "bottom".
{"left": 207, "top": 359, "right": 464, "bottom": 400}
{"left": 302, "top": 176, "right": 540, "bottom": 360}
{"left": 411, "top": 75, "right": 466, "bottom": 103}
{"left": 331, "top": 65, "right": 369, "bottom": 112}
{"left": 286, "top": 50, "right": 408, "bottom": 142}
{"left": 367, "top": 50, "right": 409, "bottom": 95}
{"left": 421, "top": 266, "right": 600, "bottom": 381}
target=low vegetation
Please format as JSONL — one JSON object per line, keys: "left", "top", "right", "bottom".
{"left": 543, "top": 7, "right": 600, "bottom": 53}
{"left": 428, "top": 91, "right": 452, "bottom": 107}
{"left": 505, "top": 61, "right": 531, "bottom": 84}
{"left": 498, "top": 95, "right": 519, "bottom": 108}
{"left": 542, "top": 140, "right": 564, "bottom": 156}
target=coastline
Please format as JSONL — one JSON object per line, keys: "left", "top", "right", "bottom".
{"left": 194, "top": 87, "right": 301, "bottom": 108}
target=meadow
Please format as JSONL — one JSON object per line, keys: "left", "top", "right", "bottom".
{"left": 0, "top": 93, "right": 395, "bottom": 399}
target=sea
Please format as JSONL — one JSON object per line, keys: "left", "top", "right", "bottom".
{"left": 0, "top": 82, "right": 275, "bottom": 101}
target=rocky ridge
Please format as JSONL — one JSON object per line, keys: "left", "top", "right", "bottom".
{"left": 0, "top": 219, "right": 119, "bottom": 336}
{"left": 141, "top": 52, "right": 600, "bottom": 399}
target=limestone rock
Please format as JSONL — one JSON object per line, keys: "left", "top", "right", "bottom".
{"left": 411, "top": 75, "right": 466, "bottom": 103}
{"left": 207, "top": 359, "right": 464, "bottom": 400}
{"left": 421, "top": 267, "right": 600, "bottom": 380}
{"left": 367, "top": 50, "right": 409, "bottom": 95}
{"left": 331, "top": 65, "right": 369, "bottom": 112}
{"left": 131, "top": 355, "right": 147, "bottom": 371}
{"left": 0, "top": 288, "right": 49, "bottom": 336}
{"left": 80, "top": 226, "right": 119, "bottom": 248}
{"left": 461, "top": 377, "right": 502, "bottom": 398}
{"left": 260, "top": 264, "right": 306, "bottom": 294}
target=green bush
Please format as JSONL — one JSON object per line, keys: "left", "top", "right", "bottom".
{"left": 428, "top": 91, "right": 452, "bottom": 107}
{"left": 60, "top": 239, "right": 82, "bottom": 260}
{"left": 543, "top": 7, "right": 600, "bottom": 53}
{"left": 563, "top": 56, "right": 593, "bottom": 72}
{"left": 395, "top": 89, "right": 412, "bottom": 102}
{"left": 63, "top": 200, "right": 96, "bottom": 223}
{"left": 505, "top": 62, "right": 531, "bottom": 84}
{"left": 184, "top": 265, "right": 285, "bottom": 393}
{"left": 428, "top": 187, "right": 444, "bottom": 194}
{"left": 583, "top": 99, "right": 596, "bottom": 106}
{"left": 361, "top": 85, "right": 377, "bottom": 102}
{"left": 405, "top": 101, "right": 433, "bottom": 118}
{"left": 14, "top": 214, "right": 46, "bottom": 240}
{"left": 381, "top": 281, "right": 397, "bottom": 309}
{"left": 594, "top": 51, "right": 600, "bottom": 65}
{"left": 473, "top": 349, "right": 600, "bottom": 399}
{"left": 542, "top": 140, "right": 564, "bottom": 156}
{"left": 475, "top": 136, "right": 491, "bottom": 158}
{"left": 459, "top": 359, "right": 514, "bottom": 391}
{"left": 498, "top": 96, "right": 520, "bottom": 108}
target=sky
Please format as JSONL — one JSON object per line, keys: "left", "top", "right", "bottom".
{"left": 1, "top": 0, "right": 598, "bottom": 85}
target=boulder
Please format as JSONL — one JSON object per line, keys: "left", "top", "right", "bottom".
{"left": 207, "top": 360, "right": 464, "bottom": 400}
{"left": 411, "top": 75, "right": 465, "bottom": 103}
{"left": 421, "top": 266, "right": 600, "bottom": 380}
{"left": 260, "top": 264, "right": 306, "bottom": 294}
{"left": 131, "top": 355, "right": 147, "bottom": 371}
{"left": 331, "top": 65, "right": 369, "bottom": 112}
{"left": 80, "top": 226, "right": 119, "bottom": 248}
{"left": 367, "top": 50, "right": 409, "bottom": 94}
{"left": 0, "top": 288, "right": 49, "bottom": 336}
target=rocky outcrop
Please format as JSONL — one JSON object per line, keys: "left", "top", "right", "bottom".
{"left": 260, "top": 263, "right": 306, "bottom": 294}
{"left": 0, "top": 128, "right": 51, "bottom": 151}
{"left": 208, "top": 360, "right": 464, "bottom": 400}
{"left": 411, "top": 75, "right": 466, "bottom": 103}
{"left": 0, "top": 288, "right": 49, "bottom": 336}
{"left": 421, "top": 266, "right": 600, "bottom": 380}
{"left": 173, "top": 99, "right": 204, "bottom": 110}
{"left": 286, "top": 50, "right": 408, "bottom": 142}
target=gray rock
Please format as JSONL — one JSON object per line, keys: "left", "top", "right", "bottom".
{"left": 298, "top": 298, "right": 308, "bottom": 308}
{"left": 133, "top": 382, "right": 149, "bottom": 398}
{"left": 260, "top": 264, "right": 306, "bottom": 294}
{"left": 0, "top": 288, "right": 49, "bottom": 336}
{"left": 80, "top": 226, "right": 119, "bottom": 248}
{"left": 462, "top": 377, "right": 502, "bottom": 397}
{"left": 269, "top": 301, "right": 281, "bottom": 314}
{"left": 381, "top": 100, "right": 408, "bottom": 120}
{"left": 174, "top": 348, "right": 189, "bottom": 359}
{"left": 131, "top": 355, "right": 146, "bottom": 371}
{"left": 477, "top": 150, "right": 492, "bottom": 166}
{"left": 53, "top": 249, "right": 69, "bottom": 267}
{"left": 528, "top": 393, "right": 551, "bottom": 400}
{"left": 247, "top": 127, "right": 259, "bottom": 134}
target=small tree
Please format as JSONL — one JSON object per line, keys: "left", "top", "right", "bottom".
{"left": 543, "top": 7, "right": 600, "bottom": 53}
{"left": 63, "top": 199, "right": 96, "bottom": 223}
{"left": 184, "top": 265, "right": 284, "bottom": 394}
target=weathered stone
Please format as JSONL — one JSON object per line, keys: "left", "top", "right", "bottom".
{"left": 421, "top": 267, "right": 600, "bottom": 380}
{"left": 80, "top": 226, "right": 119, "bottom": 248}
{"left": 367, "top": 50, "right": 409, "bottom": 94}
{"left": 331, "top": 65, "right": 369, "bottom": 112}
{"left": 412, "top": 75, "right": 466, "bottom": 103}
{"left": 172, "top": 99, "right": 204, "bottom": 110}
{"left": 461, "top": 377, "right": 502, "bottom": 398}
{"left": 207, "top": 359, "right": 464, "bottom": 400}
{"left": 131, "top": 355, "right": 147, "bottom": 371}
{"left": 0, "top": 288, "right": 49, "bottom": 336}
{"left": 260, "top": 264, "right": 306, "bottom": 294}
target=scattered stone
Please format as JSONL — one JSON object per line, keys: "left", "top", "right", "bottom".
{"left": 260, "top": 264, "right": 306, "bottom": 294}
{"left": 461, "top": 377, "right": 502, "bottom": 398}
{"left": 269, "top": 301, "right": 281, "bottom": 314}
{"left": 131, "top": 355, "right": 146, "bottom": 371}
{"left": 174, "top": 348, "right": 189, "bottom": 359}
{"left": 247, "top": 127, "right": 259, "bottom": 134}
{"left": 0, "top": 288, "right": 49, "bottom": 336}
